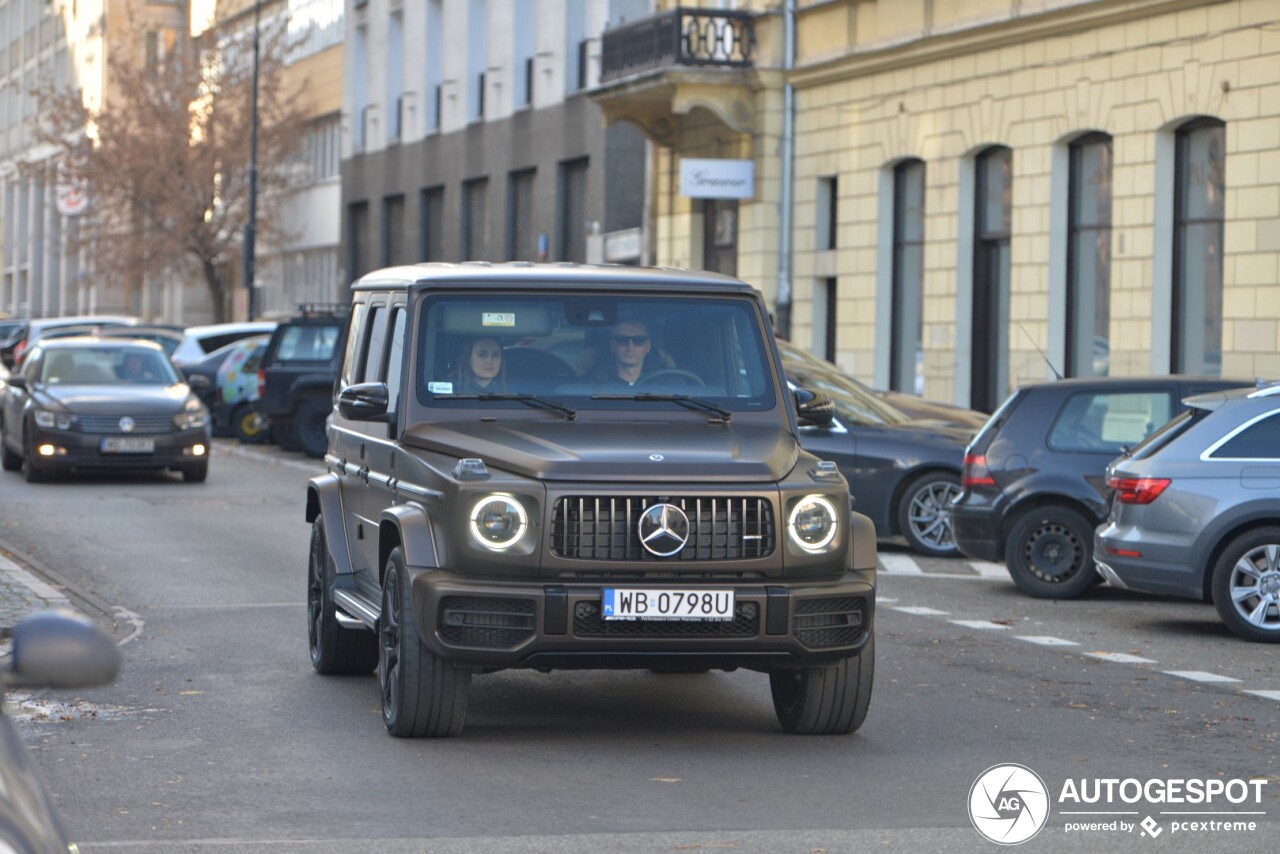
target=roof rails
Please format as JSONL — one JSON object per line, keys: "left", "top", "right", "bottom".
{"left": 1247, "top": 380, "right": 1280, "bottom": 399}
{"left": 296, "top": 302, "right": 347, "bottom": 318}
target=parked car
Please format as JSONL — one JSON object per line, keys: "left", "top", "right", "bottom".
{"left": 781, "top": 349, "right": 973, "bottom": 556}
{"left": 307, "top": 263, "right": 877, "bottom": 737}
{"left": 184, "top": 335, "right": 271, "bottom": 442}
{"left": 95, "top": 324, "right": 186, "bottom": 358}
{"left": 171, "top": 321, "right": 277, "bottom": 370}
{"left": 0, "top": 337, "right": 212, "bottom": 483}
{"left": 777, "top": 340, "right": 988, "bottom": 430}
{"left": 951, "top": 375, "right": 1252, "bottom": 598}
{"left": 0, "top": 315, "right": 139, "bottom": 369}
{"left": 1, "top": 609, "right": 122, "bottom": 852}
{"left": 1096, "top": 383, "right": 1280, "bottom": 642}
{"left": 256, "top": 305, "right": 347, "bottom": 457}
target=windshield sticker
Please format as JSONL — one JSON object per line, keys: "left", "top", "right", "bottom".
{"left": 482, "top": 312, "right": 515, "bottom": 327}
{"left": 428, "top": 381, "right": 454, "bottom": 394}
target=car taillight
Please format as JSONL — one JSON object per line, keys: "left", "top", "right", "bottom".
{"left": 257, "top": 369, "right": 266, "bottom": 400}
{"left": 13, "top": 340, "right": 27, "bottom": 365}
{"left": 962, "top": 453, "right": 995, "bottom": 487}
{"left": 1108, "top": 476, "right": 1171, "bottom": 505}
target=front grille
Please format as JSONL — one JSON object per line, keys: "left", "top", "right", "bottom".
{"left": 794, "top": 597, "right": 864, "bottom": 649}
{"left": 552, "top": 496, "right": 774, "bottom": 561}
{"left": 574, "top": 600, "right": 759, "bottom": 638}
{"left": 73, "top": 414, "right": 175, "bottom": 434}
{"left": 439, "top": 596, "right": 536, "bottom": 648}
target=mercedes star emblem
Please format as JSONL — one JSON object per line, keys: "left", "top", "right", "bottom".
{"left": 637, "top": 503, "right": 690, "bottom": 557}
{"left": 119, "top": 417, "right": 135, "bottom": 433}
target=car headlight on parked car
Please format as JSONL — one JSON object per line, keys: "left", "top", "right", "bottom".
{"left": 173, "top": 397, "right": 208, "bottom": 430}
{"left": 34, "top": 409, "right": 75, "bottom": 430}
{"left": 468, "top": 494, "right": 528, "bottom": 551}
{"left": 788, "top": 494, "right": 839, "bottom": 552}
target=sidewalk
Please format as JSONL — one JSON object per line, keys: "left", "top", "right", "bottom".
{"left": 0, "top": 553, "right": 72, "bottom": 637}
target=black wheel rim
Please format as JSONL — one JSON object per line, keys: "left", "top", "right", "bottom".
{"left": 773, "top": 670, "right": 803, "bottom": 712}
{"left": 307, "top": 530, "right": 324, "bottom": 660}
{"left": 380, "top": 571, "right": 402, "bottom": 718}
{"left": 1022, "top": 520, "right": 1084, "bottom": 582}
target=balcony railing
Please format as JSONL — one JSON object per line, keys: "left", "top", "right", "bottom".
{"left": 600, "top": 7, "right": 755, "bottom": 83}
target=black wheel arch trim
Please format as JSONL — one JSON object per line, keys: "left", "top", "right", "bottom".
{"left": 380, "top": 504, "right": 439, "bottom": 579}
{"left": 306, "top": 474, "right": 356, "bottom": 576}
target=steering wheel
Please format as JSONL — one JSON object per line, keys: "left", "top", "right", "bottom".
{"left": 639, "top": 369, "right": 705, "bottom": 387}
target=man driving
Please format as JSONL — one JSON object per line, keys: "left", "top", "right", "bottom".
{"left": 598, "top": 315, "right": 655, "bottom": 387}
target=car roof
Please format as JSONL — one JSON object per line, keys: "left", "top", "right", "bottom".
{"left": 36, "top": 336, "right": 167, "bottom": 353}
{"left": 352, "top": 262, "right": 756, "bottom": 294}
{"left": 182, "top": 321, "right": 278, "bottom": 337}
{"left": 1184, "top": 381, "right": 1280, "bottom": 411}
{"left": 96, "top": 326, "right": 185, "bottom": 339}
{"left": 26, "top": 315, "right": 138, "bottom": 332}
{"left": 1017, "top": 375, "right": 1251, "bottom": 394}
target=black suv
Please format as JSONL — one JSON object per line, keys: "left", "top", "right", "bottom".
{"left": 951, "top": 376, "right": 1249, "bottom": 599}
{"left": 255, "top": 305, "right": 348, "bottom": 457}
{"left": 306, "top": 263, "right": 877, "bottom": 737}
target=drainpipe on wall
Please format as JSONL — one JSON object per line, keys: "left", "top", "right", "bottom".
{"left": 774, "top": 0, "right": 796, "bottom": 339}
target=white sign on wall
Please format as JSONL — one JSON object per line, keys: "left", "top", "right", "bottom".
{"left": 679, "top": 158, "right": 754, "bottom": 200}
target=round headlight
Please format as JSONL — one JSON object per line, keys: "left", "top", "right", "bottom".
{"left": 468, "top": 494, "right": 528, "bottom": 551}
{"left": 788, "top": 495, "right": 838, "bottom": 552}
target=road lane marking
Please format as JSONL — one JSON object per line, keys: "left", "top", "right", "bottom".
{"left": 967, "top": 561, "right": 1008, "bottom": 579}
{"left": 890, "top": 605, "right": 949, "bottom": 616}
{"left": 878, "top": 554, "right": 923, "bottom": 574}
{"left": 1086, "top": 652, "right": 1157, "bottom": 664}
{"left": 1163, "top": 670, "right": 1242, "bottom": 683}
{"left": 950, "top": 619, "right": 1010, "bottom": 630}
{"left": 1244, "top": 690, "right": 1280, "bottom": 701}
{"left": 1016, "top": 635, "right": 1080, "bottom": 646}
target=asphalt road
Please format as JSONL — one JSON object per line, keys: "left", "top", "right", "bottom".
{"left": 1, "top": 440, "right": 1276, "bottom": 854}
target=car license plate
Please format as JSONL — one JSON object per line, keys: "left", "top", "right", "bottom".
{"left": 101, "top": 437, "right": 155, "bottom": 454}
{"left": 602, "top": 588, "right": 735, "bottom": 621}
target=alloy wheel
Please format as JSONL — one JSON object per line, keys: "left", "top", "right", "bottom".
{"left": 380, "top": 572, "right": 402, "bottom": 715}
{"left": 908, "top": 481, "right": 962, "bottom": 551}
{"left": 1227, "top": 543, "right": 1280, "bottom": 632}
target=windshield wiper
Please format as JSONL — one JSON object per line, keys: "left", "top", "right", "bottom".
{"left": 592, "top": 393, "right": 732, "bottom": 423}
{"left": 447, "top": 393, "right": 577, "bottom": 421}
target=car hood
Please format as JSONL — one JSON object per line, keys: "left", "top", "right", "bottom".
{"left": 402, "top": 419, "right": 800, "bottom": 483}
{"left": 883, "top": 419, "right": 975, "bottom": 447}
{"left": 36, "top": 384, "right": 192, "bottom": 415}
{"left": 879, "top": 390, "right": 989, "bottom": 430}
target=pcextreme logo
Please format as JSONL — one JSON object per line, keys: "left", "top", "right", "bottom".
{"left": 968, "top": 763, "right": 1051, "bottom": 845}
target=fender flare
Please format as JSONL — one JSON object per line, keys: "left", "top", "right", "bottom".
{"left": 305, "top": 473, "right": 355, "bottom": 576}
{"left": 380, "top": 503, "right": 439, "bottom": 573}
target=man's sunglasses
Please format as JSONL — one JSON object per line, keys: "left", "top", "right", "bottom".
{"left": 610, "top": 335, "right": 650, "bottom": 347}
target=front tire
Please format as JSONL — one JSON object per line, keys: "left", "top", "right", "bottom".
{"left": 770, "top": 636, "right": 874, "bottom": 735}
{"left": 21, "top": 438, "right": 44, "bottom": 484}
{"left": 1004, "top": 506, "right": 1099, "bottom": 599}
{"left": 898, "top": 472, "right": 962, "bottom": 557}
{"left": 1211, "top": 527, "right": 1280, "bottom": 643}
{"left": 292, "top": 398, "right": 331, "bottom": 459}
{"left": 380, "top": 547, "right": 471, "bottom": 737}
{"left": 1, "top": 439, "right": 20, "bottom": 472}
{"left": 182, "top": 461, "right": 209, "bottom": 483}
{"left": 307, "top": 515, "right": 378, "bottom": 674}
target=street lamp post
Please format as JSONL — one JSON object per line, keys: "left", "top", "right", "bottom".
{"left": 241, "top": 0, "right": 261, "bottom": 321}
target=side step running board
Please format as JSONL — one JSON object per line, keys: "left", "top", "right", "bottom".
{"left": 333, "top": 588, "right": 380, "bottom": 631}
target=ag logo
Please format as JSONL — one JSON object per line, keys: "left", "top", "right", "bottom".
{"left": 968, "top": 763, "right": 1050, "bottom": 845}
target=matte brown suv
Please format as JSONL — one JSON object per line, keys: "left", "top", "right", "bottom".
{"left": 305, "top": 263, "right": 877, "bottom": 737}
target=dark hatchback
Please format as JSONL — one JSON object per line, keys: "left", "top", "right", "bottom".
{"left": 0, "top": 337, "right": 212, "bottom": 483}
{"left": 781, "top": 351, "right": 975, "bottom": 557}
{"left": 951, "top": 375, "right": 1250, "bottom": 598}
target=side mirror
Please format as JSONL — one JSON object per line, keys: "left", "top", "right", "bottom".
{"left": 6, "top": 376, "right": 26, "bottom": 391}
{"left": 338, "top": 382, "right": 390, "bottom": 422}
{"left": 794, "top": 386, "right": 835, "bottom": 429}
{"left": 3, "top": 610, "right": 122, "bottom": 690}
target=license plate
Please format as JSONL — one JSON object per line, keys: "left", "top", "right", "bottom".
{"left": 101, "top": 437, "right": 155, "bottom": 454}
{"left": 602, "top": 588, "right": 735, "bottom": 621}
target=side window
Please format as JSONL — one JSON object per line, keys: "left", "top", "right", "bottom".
{"left": 21, "top": 352, "right": 42, "bottom": 382}
{"left": 1209, "top": 411, "right": 1280, "bottom": 460}
{"left": 359, "top": 305, "right": 388, "bottom": 383}
{"left": 340, "top": 303, "right": 368, "bottom": 386}
{"left": 1048, "top": 391, "right": 1174, "bottom": 452}
{"left": 384, "top": 308, "right": 407, "bottom": 408}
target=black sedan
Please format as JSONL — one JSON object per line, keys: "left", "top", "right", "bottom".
{"left": 783, "top": 353, "right": 975, "bottom": 556}
{"left": 0, "top": 337, "right": 212, "bottom": 483}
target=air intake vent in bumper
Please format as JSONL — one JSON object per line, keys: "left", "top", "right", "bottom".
{"left": 439, "top": 596, "right": 536, "bottom": 648}
{"left": 793, "top": 597, "right": 864, "bottom": 649}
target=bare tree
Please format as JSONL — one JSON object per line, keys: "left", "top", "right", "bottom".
{"left": 35, "top": 20, "right": 306, "bottom": 322}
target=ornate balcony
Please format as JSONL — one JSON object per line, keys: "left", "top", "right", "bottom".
{"left": 592, "top": 7, "right": 761, "bottom": 147}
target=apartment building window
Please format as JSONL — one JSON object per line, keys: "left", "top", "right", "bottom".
{"left": 348, "top": 201, "right": 370, "bottom": 280}
{"left": 462, "top": 178, "right": 489, "bottom": 261}
{"left": 972, "top": 146, "right": 1012, "bottom": 413}
{"left": 565, "top": 0, "right": 586, "bottom": 94}
{"left": 420, "top": 186, "right": 445, "bottom": 262}
{"left": 823, "top": 278, "right": 838, "bottom": 363}
{"left": 515, "top": 0, "right": 535, "bottom": 108}
{"left": 558, "top": 158, "right": 589, "bottom": 262}
{"left": 468, "top": 0, "right": 487, "bottom": 121}
{"left": 891, "top": 159, "right": 925, "bottom": 394}
{"left": 352, "top": 25, "right": 369, "bottom": 151}
{"left": 507, "top": 169, "right": 537, "bottom": 261}
{"left": 1172, "top": 118, "right": 1226, "bottom": 377}
{"left": 386, "top": 11, "right": 404, "bottom": 143}
{"left": 382, "top": 194, "right": 406, "bottom": 267}
{"left": 288, "top": 114, "right": 340, "bottom": 188}
{"left": 1066, "top": 133, "right": 1113, "bottom": 377}
{"left": 145, "top": 31, "right": 159, "bottom": 71}
{"left": 287, "top": 0, "right": 344, "bottom": 62}
{"left": 425, "top": 0, "right": 443, "bottom": 131}
{"left": 816, "top": 177, "right": 837, "bottom": 251}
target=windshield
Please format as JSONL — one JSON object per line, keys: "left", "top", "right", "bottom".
{"left": 41, "top": 347, "right": 181, "bottom": 385}
{"left": 416, "top": 293, "right": 776, "bottom": 412}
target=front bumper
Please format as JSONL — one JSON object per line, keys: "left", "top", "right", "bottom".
{"left": 408, "top": 567, "right": 876, "bottom": 670}
{"left": 26, "top": 425, "right": 210, "bottom": 472}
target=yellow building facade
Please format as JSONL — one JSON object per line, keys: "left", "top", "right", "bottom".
{"left": 599, "top": 0, "right": 1280, "bottom": 411}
